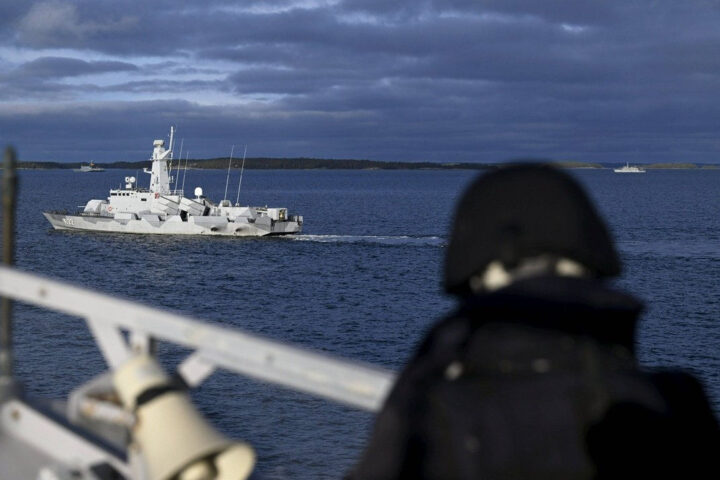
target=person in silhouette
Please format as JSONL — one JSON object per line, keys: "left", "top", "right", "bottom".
{"left": 349, "top": 164, "right": 720, "bottom": 479}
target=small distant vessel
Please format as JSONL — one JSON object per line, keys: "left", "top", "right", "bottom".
{"left": 74, "top": 162, "right": 105, "bottom": 173}
{"left": 44, "top": 127, "right": 303, "bottom": 236}
{"left": 613, "top": 162, "right": 646, "bottom": 173}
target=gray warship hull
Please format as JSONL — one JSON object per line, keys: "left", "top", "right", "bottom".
{"left": 43, "top": 126, "right": 303, "bottom": 237}
{"left": 43, "top": 211, "right": 301, "bottom": 236}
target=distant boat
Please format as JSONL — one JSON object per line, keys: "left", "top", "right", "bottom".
{"left": 74, "top": 162, "right": 105, "bottom": 172}
{"left": 613, "top": 162, "right": 646, "bottom": 173}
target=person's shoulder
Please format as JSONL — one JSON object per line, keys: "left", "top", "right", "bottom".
{"left": 587, "top": 369, "right": 720, "bottom": 477}
{"left": 648, "top": 370, "right": 720, "bottom": 425}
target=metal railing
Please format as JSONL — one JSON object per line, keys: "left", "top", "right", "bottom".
{"left": 0, "top": 265, "right": 395, "bottom": 411}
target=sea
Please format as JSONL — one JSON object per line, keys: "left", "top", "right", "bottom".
{"left": 5, "top": 167, "right": 720, "bottom": 478}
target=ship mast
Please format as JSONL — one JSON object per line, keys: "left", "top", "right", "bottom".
{"left": 146, "top": 126, "right": 174, "bottom": 195}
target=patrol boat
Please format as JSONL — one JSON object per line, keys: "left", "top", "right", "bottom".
{"left": 613, "top": 162, "right": 646, "bottom": 173}
{"left": 43, "top": 127, "right": 303, "bottom": 236}
{"left": 74, "top": 162, "right": 105, "bottom": 173}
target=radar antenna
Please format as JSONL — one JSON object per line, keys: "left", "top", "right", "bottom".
{"left": 235, "top": 145, "right": 248, "bottom": 206}
{"left": 223, "top": 145, "right": 235, "bottom": 202}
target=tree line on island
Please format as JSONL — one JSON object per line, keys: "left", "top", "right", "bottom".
{"left": 12, "top": 158, "right": 719, "bottom": 170}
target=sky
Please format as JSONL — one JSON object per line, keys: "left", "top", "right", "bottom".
{"left": 1, "top": 1, "right": 720, "bottom": 164}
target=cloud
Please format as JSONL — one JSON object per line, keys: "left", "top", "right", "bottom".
{"left": 17, "top": 1, "right": 139, "bottom": 48}
{"left": 0, "top": 3, "right": 28, "bottom": 38}
{"left": 2, "top": 1, "right": 720, "bottom": 163}
{"left": 16, "top": 56, "right": 138, "bottom": 77}
{"left": 0, "top": 56, "right": 140, "bottom": 102}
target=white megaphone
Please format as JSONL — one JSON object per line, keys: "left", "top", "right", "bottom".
{"left": 113, "top": 354, "right": 256, "bottom": 480}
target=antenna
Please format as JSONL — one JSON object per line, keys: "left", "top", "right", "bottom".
{"left": 174, "top": 138, "right": 184, "bottom": 192}
{"left": 168, "top": 126, "right": 175, "bottom": 160}
{"left": 235, "top": 145, "right": 247, "bottom": 206}
{"left": 1, "top": 147, "right": 17, "bottom": 379}
{"left": 223, "top": 145, "right": 235, "bottom": 202}
{"left": 181, "top": 151, "right": 189, "bottom": 193}
{"left": 167, "top": 128, "right": 176, "bottom": 173}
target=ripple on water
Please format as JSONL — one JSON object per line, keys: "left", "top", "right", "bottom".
{"left": 6, "top": 168, "right": 720, "bottom": 476}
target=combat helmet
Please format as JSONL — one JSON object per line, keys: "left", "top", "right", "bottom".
{"left": 444, "top": 164, "right": 621, "bottom": 294}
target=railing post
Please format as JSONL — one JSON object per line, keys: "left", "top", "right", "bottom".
{"left": 1, "top": 147, "right": 17, "bottom": 380}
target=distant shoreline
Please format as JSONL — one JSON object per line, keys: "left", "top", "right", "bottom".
{"left": 8, "top": 158, "right": 720, "bottom": 171}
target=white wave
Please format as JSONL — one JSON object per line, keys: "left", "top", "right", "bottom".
{"left": 290, "top": 234, "right": 446, "bottom": 246}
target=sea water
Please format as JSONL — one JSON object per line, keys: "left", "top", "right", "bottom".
{"left": 6, "top": 168, "right": 720, "bottom": 478}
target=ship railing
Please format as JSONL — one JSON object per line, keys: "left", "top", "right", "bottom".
{"left": 0, "top": 265, "right": 395, "bottom": 476}
{"left": 0, "top": 265, "right": 395, "bottom": 411}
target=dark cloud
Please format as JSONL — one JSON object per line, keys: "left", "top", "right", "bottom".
{"left": 0, "top": 56, "right": 139, "bottom": 101}
{"left": 440, "top": 0, "right": 617, "bottom": 25}
{"left": 14, "top": 1, "right": 141, "bottom": 49}
{"left": 2, "top": 1, "right": 720, "bottom": 163}
{"left": 108, "top": 79, "right": 229, "bottom": 94}
{"left": 16, "top": 56, "right": 138, "bottom": 77}
{"left": 0, "top": 3, "right": 28, "bottom": 36}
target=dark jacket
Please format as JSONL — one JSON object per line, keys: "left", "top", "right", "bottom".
{"left": 349, "top": 276, "right": 720, "bottom": 479}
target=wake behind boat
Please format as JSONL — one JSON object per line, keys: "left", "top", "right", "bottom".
{"left": 613, "top": 162, "right": 646, "bottom": 173}
{"left": 44, "top": 127, "right": 303, "bottom": 236}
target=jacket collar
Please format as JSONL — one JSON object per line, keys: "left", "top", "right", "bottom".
{"left": 454, "top": 276, "right": 643, "bottom": 351}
